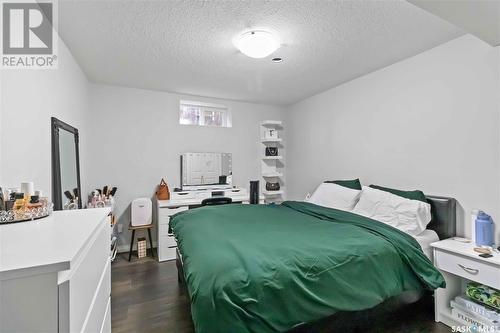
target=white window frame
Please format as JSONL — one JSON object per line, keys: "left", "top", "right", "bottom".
{"left": 179, "top": 100, "right": 232, "bottom": 128}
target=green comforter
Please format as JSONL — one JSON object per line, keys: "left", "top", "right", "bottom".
{"left": 171, "top": 201, "right": 445, "bottom": 333}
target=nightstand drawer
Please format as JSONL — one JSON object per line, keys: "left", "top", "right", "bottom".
{"left": 434, "top": 249, "right": 500, "bottom": 289}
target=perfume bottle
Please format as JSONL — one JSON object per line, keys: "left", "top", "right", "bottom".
{"left": 27, "top": 195, "right": 43, "bottom": 209}
{"left": 13, "top": 193, "right": 26, "bottom": 220}
{"left": 13, "top": 193, "right": 25, "bottom": 210}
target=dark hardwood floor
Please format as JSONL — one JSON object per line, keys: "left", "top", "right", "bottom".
{"left": 111, "top": 251, "right": 194, "bottom": 333}
{"left": 111, "top": 251, "right": 452, "bottom": 333}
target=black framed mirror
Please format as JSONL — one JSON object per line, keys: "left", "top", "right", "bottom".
{"left": 51, "top": 117, "right": 82, "bottom": 210}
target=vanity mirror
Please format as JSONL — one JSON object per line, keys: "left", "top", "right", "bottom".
{"left": 51, "top": 117, "right": 82, "bottom": 210}
{"left": 181, "top": 152, "right": 232, "bottom": 190}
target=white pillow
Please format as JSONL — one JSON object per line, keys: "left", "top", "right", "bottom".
{"left": 352, "top": 186, "right": 431, "bottom": 236}
{"left": 307, "top": 183, "right": 362, "bottom": 211}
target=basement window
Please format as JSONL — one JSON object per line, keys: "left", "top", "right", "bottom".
{"left": 179, "top": 100, "right": 232, "bottom": 128}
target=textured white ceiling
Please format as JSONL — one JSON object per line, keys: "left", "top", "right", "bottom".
{"left": 408, "top": 0, "right": 500, "bottom": 46}
{"left": 58, "top": 0, "right": 463, "bottom": 105}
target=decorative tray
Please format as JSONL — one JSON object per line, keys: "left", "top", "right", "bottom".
{"left": 0, "top": 202, "right": 53, "bottom": 225}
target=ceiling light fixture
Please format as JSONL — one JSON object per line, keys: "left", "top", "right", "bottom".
{"left": 234, "top": 30, "right": 280, "bottom": 59}
{"left": 272, "top": 57, "right": 283, "bottom": 63}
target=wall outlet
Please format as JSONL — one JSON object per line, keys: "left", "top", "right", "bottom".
{"left": 118, "top": 224, "right": 123, "bottom": 233}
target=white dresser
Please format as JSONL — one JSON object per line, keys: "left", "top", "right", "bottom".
{"left": 0, "top": 208, "right": 112, "bottom": 333}
{"left": 157, "top": 188, "right": 251, "bottom": 261}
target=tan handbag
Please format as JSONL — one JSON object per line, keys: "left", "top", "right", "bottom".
{"left": 156, "top": 178, "right": 170, "bottom": 200}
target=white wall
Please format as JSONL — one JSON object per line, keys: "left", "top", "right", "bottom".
{"left": 0, "top": 70, "right": 3, "bottom": 186}
{"left": 1, "top": 40, "right": 89, "bottom": 200}
{"left": 287, "top": 35, "right": 500, "bottom": 241}
{"left": 3, "top": 32, "right": 498, "bottom": 247}
{"left": 87, "top": 84, "right": 286, "bottom": 250}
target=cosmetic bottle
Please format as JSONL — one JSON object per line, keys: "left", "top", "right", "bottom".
{"left": 5, "top": 192, "right": 15, "bottom": 211}
{"left": 13, "top": 193, "right": 26, "bottom": 219}
{"left": 27, "top": 195, "right": 43, "bottom": 208}
{"left": 21, "top": 182, "right": 34, "bottom": 200}
{"left": 14, "top": 193, "right": 25, "bottom": 210}
{"left": 0, "top": 187, "right": 5, "bottom": 211}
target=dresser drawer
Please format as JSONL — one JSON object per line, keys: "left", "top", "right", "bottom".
{"left": 434, "top": 249, "right": 500, "bottom": 289}
{"left": 160, "top": 234, "right": 177, "bottom": 248}
{"left": 170, "top": 191, "right": 195, "bottom": 200}
{"left": 158, "top": 235, "right": 177, "bottom": 261}
{"left": 158, "top": 206, "right": 188, "bottom": 222}
{"left": 81, "top": 259, "right": 111, "bottom": 333}
{"left": 159, "top": 246, "right": 177, "bottom": 261}
{"left": 100, "top": 297, "right": 111, "bottom": 333}
{"left": 158, "top": 223, "right": 170, "bottom": 236}
{"left": 58, "top": 221, "right": 110, "bottom": 332}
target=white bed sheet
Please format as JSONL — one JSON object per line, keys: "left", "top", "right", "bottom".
{"left": 413, "top": 229, "right": 439, "bottom": 260}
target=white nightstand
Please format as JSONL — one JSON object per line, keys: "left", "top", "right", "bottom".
{"left": 431, "top": 239, "right": 500, "bottom": 329}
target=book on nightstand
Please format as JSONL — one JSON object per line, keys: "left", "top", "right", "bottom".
{"left": 454, "top": 296, "right": 500, "bottom": 322}
{"left": 450, "top": 299, "right": 500, "bottom": 332}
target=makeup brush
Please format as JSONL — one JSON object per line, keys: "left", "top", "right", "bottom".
{"left": 64, "top": 191, "right": 73, "bottom": 201}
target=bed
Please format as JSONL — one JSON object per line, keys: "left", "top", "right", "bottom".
{"left": 171, "top": 195, "right": 456, "bottom": 333}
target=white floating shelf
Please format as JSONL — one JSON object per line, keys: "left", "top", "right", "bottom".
{"left": 260, "top": 119, "right": 285, "bottom": 204}
{"left": 262, "top": 172, "right": 283, "bottom": 178}
{"left": 261, "top": 138, "right": 282, "bottom": 143}
{"left": 262, "top": 190, "right": 284, "bottom": 196}
{"left": 261, "top": 120, "right": 283, "bottom": 127}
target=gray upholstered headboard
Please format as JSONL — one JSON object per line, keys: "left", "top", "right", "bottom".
{"left": 425, "top": 195, "right": 457, "bottom": 240}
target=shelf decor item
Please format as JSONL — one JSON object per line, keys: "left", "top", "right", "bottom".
{"left": 265, "top": 128, "right": 278, "bottom": 139}
{"left": 261, "top": 120, "right": 284, "bottom": 204}
{"left": 265, "top": 147, "right": 278, "bottom": 156}
{"left": 266, "top": 182, "right": 280, "bottom": 191}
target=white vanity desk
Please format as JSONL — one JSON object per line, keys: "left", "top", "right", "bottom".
{"left": 156, "top": 187, "right": 253, "bottom": 261}
{"left": 0, "top": 208, "right": 111, "bottom": 333}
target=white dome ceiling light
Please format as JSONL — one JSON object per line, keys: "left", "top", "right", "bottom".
{"left": 234, "top": 30, "right": 280, "bottom": 59}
